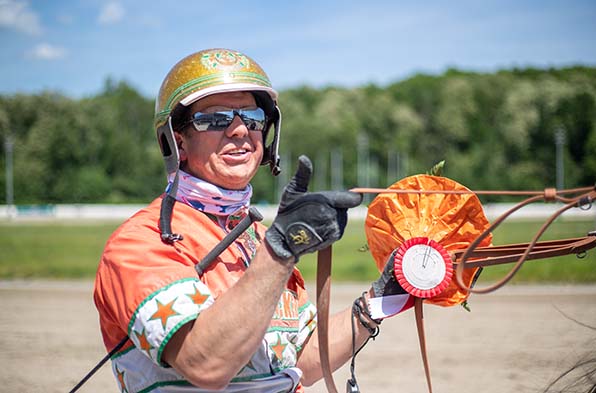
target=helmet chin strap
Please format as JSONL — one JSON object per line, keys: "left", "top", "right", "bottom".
{"left": 266, "top": 108, "right": 282, "bottom": 176}
{"left": 159, "top": 169, "right": 184, "bottom": 243}
{"left": 157, "top": 118, "right": 184, "bottom": 244}
{"left": 255, "top": 92, "right": 281, "bottom": 176}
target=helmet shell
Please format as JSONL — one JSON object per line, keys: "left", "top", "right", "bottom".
{"left": 155, "top": 48, "right": 278, "bottom": 129}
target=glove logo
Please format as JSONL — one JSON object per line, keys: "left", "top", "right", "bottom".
{"left": 290, "top": 229, "right": 311, "bottom": 246}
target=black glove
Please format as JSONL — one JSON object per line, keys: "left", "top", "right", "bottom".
{"left": 371, "top": 249, "right": 408, "bottom": 297}
{"left": 265, "top": 155, "right": 363, "bottom": 261}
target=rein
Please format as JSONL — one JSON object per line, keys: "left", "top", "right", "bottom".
{"left": 316, "top": 246, "right": 338, "bottom": 393}
{"left": 315, "top": 184, "right": 595, "bottom": 393}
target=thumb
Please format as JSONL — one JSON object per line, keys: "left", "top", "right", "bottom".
{"left": 320, "top": 191, "right": 363, "bottom": 209}
{"left": 286, "top": 155, "right": 312, "bottom": 193}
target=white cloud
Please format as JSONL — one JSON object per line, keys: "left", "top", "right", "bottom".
{"left": 27, "top": 43, "right": 67, "bottom": 60}
{"left": 98, "top": 2, "right": 125, "bottom": 25}
{"left": 0, "top": 0, "right": 42, "bottom": 35}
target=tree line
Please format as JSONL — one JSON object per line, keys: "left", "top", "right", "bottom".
{"left": 1, "top": 67, "right": 595, "bottom": 205}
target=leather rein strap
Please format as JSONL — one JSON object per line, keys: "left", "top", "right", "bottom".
{"left": 316, "top": 246, "right": 339, "bottom": 393}
{"left": 451, "top": 235, "right": 596, "bottom": 269}
{"left": 314, "top": 184, "right": 595, "bottom": 393}
{"left": 453, "top": 185, "right": 596, "bottom": 294}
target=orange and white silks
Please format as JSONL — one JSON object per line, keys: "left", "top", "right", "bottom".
{"left": 94, "top": 197, "right": 315, "bottom": 393}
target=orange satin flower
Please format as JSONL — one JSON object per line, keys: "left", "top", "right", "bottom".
{"left": 365, "top": 175, "right": 493, "bottom": 307}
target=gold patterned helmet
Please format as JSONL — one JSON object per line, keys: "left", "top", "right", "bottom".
{"left": 154, "top": 48, "right": 281, "bottom": 178}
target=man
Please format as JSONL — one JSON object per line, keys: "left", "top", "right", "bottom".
{"left": 94, "top": 48, "right": 410, "bottom": 392}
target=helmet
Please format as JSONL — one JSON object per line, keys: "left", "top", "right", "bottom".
{"left": 154, "top": 48, "right": 281, "bottom": 243}
{"left": 154, "top": 48, "right": 281, "bottom": 178}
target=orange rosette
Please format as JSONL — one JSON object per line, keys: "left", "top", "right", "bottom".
{"left": 365, "top": 175, "right": 492, "bottom": 307}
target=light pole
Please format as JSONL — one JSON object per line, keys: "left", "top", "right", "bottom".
{"left": 330, "top": 147, "right": 343, "bottom": 190}
{"left": 554, "top": 127, "right": 565, "bottom": 191}
{"left": 4, "top": 135, "right": 14, "bottom": 218}
{"left": 357, "top": 133, "right": 370, "bottom": 203}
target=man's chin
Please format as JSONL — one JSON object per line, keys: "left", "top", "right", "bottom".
{"left": 219, "top": 170, "right": 255, "bottom": 190}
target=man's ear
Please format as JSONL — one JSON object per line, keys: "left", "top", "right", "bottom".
{"left": 174, "top": 132, "right": 187, "bottom": 162}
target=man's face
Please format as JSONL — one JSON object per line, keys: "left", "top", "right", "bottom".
{"left": 175, "top": 91, "right": 264, "bottom": 190}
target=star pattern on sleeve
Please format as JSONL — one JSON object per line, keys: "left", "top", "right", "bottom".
{"left": 269, "top": 334, "right": 287, "bottom": 361}
{"left": 116, "top": 365, "right": 128, "bottom": 393}
{"left": 134, "top": 328, "right": 153, "bottom": 357}
{"left": 186, "top": 286, "right": 210, "bottom": 305}
{"left": 308, "top": 308, "right": 317, "bottom": 327}
{"left": 241, "top": 359, "right": 258, "bottom": 373}
{"left": 149, "top": 299, "right": 179, "bottom": 330}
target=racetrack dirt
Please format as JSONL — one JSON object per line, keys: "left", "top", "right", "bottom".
{"left": 2, "top": 281, "right": 595, "bottom": 393}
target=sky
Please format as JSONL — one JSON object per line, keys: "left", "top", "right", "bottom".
{"left": 1, "top": 0, "right": 595, "bottom": 99}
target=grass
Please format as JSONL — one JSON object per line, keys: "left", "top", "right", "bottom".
{"left": 0, "top": 221, "right": 119, "bottom": 278}
{"left": 0, "top": 218, "right": 594, "bottom": 282}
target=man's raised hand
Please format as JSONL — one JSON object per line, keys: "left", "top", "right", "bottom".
{"left": 265, "top": 155, "right": 362, "bottom": 261}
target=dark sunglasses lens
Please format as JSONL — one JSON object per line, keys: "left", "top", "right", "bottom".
{"left": 191, "top": 108, "right": 267, "bottom": 132}
{"left": 192, "top": 112, "right": 234, "bottom": 131}
{"left": 240, "top": 108, "right": 266, "bottom": 131}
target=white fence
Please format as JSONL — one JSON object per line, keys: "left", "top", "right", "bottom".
{"left": 0, "top": 203, "right": 595, "bottom": 223}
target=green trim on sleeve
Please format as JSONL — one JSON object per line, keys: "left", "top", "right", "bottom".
{"left": 137, "top": 380, "right": 193, "bottom": 393}
{"left": 110, "top": 344, "right": 135, "bottom": 360}
{"left": 298, "top": 300, "right": 314, "bottom": 314}
{"left": 156, "top": 314, "right": 198, "bottom": 367}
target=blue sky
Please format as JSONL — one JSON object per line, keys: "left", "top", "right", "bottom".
{"left": 1, "top": 0, "right": 595, "bottom": 99}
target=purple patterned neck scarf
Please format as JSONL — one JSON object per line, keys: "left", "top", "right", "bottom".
{"left": 166, "top": 170, "right": 252, "bottom": 218}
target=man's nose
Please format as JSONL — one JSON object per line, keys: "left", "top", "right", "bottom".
{"left": 225, "top": 115, "right": 249, "bottom": 138}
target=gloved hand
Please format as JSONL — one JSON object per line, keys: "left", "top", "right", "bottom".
{"left": 368, "top": 249, "right": 414, "bottom": 319}
{"left": 265, "top": 155, "right": 363, "bottom": 261}
{"left": 371, "top": 249, "right": 408, "bottom": 297}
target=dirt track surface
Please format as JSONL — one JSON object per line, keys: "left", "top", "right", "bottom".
{"left": 1, "top": 281, "right": 595, "bottom": 393}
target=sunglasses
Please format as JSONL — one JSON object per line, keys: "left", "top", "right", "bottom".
{"left": 183, "top": 107, "right": 267, "bottom": 132}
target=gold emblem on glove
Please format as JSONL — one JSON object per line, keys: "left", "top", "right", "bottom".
{"left": 290, "top": 229, "right": 310, "bottom": 245}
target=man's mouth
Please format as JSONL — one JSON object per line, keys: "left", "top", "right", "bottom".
{"left": 226, "top": 148, "right": 249, "bottom": 156}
